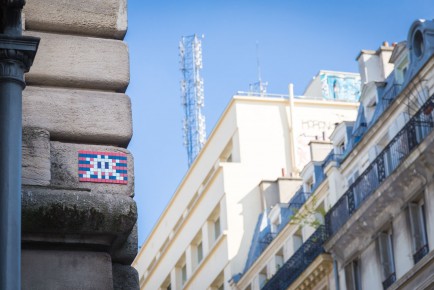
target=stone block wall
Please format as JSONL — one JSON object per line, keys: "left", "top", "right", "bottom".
{"left": 21, "top": 0, "right": 138, "bottom": 289}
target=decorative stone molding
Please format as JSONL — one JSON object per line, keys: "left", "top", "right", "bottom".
{"left": 21, "top": 186, "right": 137, "bottom": 250}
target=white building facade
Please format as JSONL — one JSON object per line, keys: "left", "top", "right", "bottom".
{"left": 133, "top": 75, "right": 360, "bottom": 289}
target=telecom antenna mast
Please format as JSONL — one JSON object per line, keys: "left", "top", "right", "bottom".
{"left": 179, "top": 34, "right": 206, "bottom": 167}
{"left": 249, "top": 42, "right": 268, "bottom": 95}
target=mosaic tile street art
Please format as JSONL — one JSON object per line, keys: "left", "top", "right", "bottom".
{"left": 78, "top": 150, "right": 128, "bottom": 184}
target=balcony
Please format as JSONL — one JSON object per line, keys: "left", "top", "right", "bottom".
{"left": 322, "top": 152, "right": 343, "bottom": 170}
{"left": 288, "top": 190, "right": 311, "bottom": 210}
{"left": 326, "top": 93, "right": 434, "bottom": 238}
{"left": 413, "top": 244, "right": 429, "bottom": 264}
{"left": 262, "top": 226, "right": 327, "bottom": 290}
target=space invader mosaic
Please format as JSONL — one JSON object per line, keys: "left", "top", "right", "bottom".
{"left": 78, "top": 150, "right": 128, "bottom": 184}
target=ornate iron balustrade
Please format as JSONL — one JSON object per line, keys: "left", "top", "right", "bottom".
{"left": 382, "top": 84, "right": 403, "bottom": 104}
{"left": 262, "top": 226, "right": 326, "bottom": 290}
{"left": 322, "top": 152, "right": 343, "bottom": 170}
{"left": 260, "top": 232, "right": 277, "bottom": 246}
{"left": 326, "top": 93, "right": 434, "bottom": 238}
{"left": 382, "top": 272, "right": 396, "bottom": 290}
{"left": 288, "top": 191, "right": 311, "bottom": 210}
{"left": 413, "top": 244, "right": 429, "bottom": 264}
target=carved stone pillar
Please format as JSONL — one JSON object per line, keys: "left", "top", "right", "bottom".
{"left": 0, "top": 2, "right": 39, "bottom": 286}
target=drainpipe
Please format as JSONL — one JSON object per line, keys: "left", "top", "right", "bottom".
{"left": 333, "top": 258, "right": 340, "bottom": 290}
{"left": 0, "top": 1, "right": 39, "bottom": 289}
{"left": 288, "top": 83, "right": 297, "bottom": 176}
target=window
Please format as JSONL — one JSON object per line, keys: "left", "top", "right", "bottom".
{"left": 197, "top": 241, "right": 203, "bottom": 264}
{"left": 377, "top": 229, "right": 396, "bottom": 289}
{"left": 347, "top": 170, "right": 359, "bottom": 186}
{"left": 258, "top": 267, "right": 267, "bottom": 288}
{"left": 214, "top": 217, "right": 221, "bottom": 240}
{"left": 337, "top": 141, "right": 346, "bottom": 154}
{"left": 161, "top": 274, "right": 171, "bottom": 290}
{"left": 294, "top": 228, "right": 303, "bottom": 250}
{"left": 210, "top": 271, "right": 224, "bottom": 290}
{"left": 304, "top": 177, "right": 314, "bottom": 192}
{"left": 407, "top": 198, "right": 429, "bottom": 264}
{"left": 275, "top": 248, "right": 284, "bottom": 272}
{"left": 271, "top": 214, "right": 281, "bottom": 234}
{"left": 345, "top": 259, "right": 362, "bottom": 290}
{"left": 181, "top": 264, "right": 187, "bottom": 285}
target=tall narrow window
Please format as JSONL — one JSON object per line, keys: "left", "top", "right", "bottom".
{"left": 345, "top": 259, "right": 362, "bottom": 290}
{"left": 214, "top": 217, "right": 221, "bottom": 240}
{"left": 197, "top": 241, "right": 203, "bottom": 264}
{"left": 258, "top": 267, "right": 267, "bottom": 288}
{"left": 377, "top": 230, "right": 396, "bottom": 289}
{"left": 408, "top": 200, "right": 429, "bottom": 264}
{"left": 181, "top": 264, "right": 187, "bottom": 285}
{"left": 161, "top": 274, "right": 171, "bottom": 290}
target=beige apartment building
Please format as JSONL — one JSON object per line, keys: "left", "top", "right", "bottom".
{"left": 133, "top": 71, "right": 360, "bottom": 289}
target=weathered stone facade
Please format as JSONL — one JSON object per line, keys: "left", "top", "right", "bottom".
{"left": 20, "top": 0, "right": 138, "bottom": 289}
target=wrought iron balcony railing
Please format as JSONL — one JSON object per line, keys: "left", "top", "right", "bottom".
{"left": 261, "top": 226, "right": 326, "bottom": 290}
{"left": 382, "top": 272, "right": 396, "bottom": 290}
{"left": 413, "top": 244, "right": 429, "bottom": 264}
{"left": 260, "top": 232, "right": 277, "bottom": 247}
{"left": 322, "top": 152, "right": 344, "bottom": 171}
{"left": 288, "top": 190, "right": 311, "bottom": 210}
{"left": 382, "top": 84, "right": 403, "bottom": 104}
{"left": 326, "top": 93, "right": 434, "bottom": 238}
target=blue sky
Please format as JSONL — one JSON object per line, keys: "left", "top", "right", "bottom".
{"left": 125, "top": 0, "right": 433, "bottom": 245}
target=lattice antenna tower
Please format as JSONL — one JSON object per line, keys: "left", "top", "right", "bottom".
{"left": 179, "top": 34, "right": 206, "bottom": 167}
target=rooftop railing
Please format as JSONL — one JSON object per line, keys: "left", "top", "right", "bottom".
{"left": 262, "top": 226, "right": 326, "bottom": 290}
{"left": 326, "top": 93, "right": 434, "bottom": 238}
{"left": 288, "top": 191, "right": 311, "bottom": 210}
{"left": 382, "top": 84, "right": 403, "bottom": 104}
{"left": 322, "top": 152, "right": 344, "bottom": 170}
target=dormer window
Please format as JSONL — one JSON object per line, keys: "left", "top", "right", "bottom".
{"left": 413, "top": 30, "right": 424, "bottom": 58}
{"left": 337, "top": 141, "right": 346, "bottom": 155}
{"left": 365, "top": 96, "right": 377, "bottom": 123}
{"left": 304, "top": 177, "right": 314, "bottom": 192}
{"left": 395, "top": 54, "right": 409, "bottom": 84}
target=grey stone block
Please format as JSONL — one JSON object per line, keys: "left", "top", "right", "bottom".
{"left": 24, "top": 31, "right": 129, "bottom": 92}
{"left": 22, "top": 250, "right": 113, "bottom": 290}
{"left": 112, "top": 222, "right": 138, "bottom": 265}
{"left": 112, "top": 264, "right": 139, "bottom": 290}
{"left": 23, "top": 86, "right": 132, "bottom": 147}
{"left": 24, "top": 0, "right": 127, "bottom": 39}
{"left": 22, "top": 186, "right": 137, "bottom": 240}
{"left": 22, "top": 128, "right": 50, "bottom": 186}
{"left": 50, "top": 142, "right": 134, "bottom": 196}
